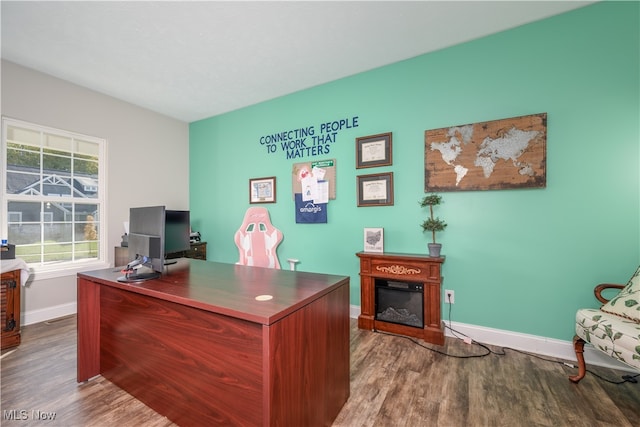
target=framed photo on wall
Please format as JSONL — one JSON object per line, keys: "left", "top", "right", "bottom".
{"left": 357, "top": 172, "right": 394, "bottom": 207}
{"left": 363, "top": 228, "right": 384, "bottom": 253}
{"left": 356, "top": 132, "right": 392, "bottom": 169}
{"left": 249, "top": 176, "right": 276, "bottom": 204}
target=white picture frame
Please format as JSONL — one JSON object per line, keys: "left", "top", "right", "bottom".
{"left": 364, "top": 228, "right": 384, "bottom": 253}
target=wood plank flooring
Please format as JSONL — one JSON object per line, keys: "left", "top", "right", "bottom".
{"left": 1, "top": 315, "right": 638, "bottom": 426}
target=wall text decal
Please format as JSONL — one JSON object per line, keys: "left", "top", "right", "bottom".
{"left": 259, "top": 116, "right": 359, "bottom": 159}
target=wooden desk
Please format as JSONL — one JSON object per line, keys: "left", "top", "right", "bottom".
{"left": 77, "top": 259, "right": 350, "bottom": 427}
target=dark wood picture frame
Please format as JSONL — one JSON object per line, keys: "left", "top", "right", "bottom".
{"left": 357, "top": 172, "right": 394, "bottom": 207}
{"left": 249, "top": 176, "right": 276, "bottom": 204}
{"left": 356, "top": 132, "right": 392, "bottom": 169}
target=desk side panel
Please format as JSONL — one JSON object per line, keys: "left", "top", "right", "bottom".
{"left": 268, "top": 279, "right": 350, "bottom": 426}
{"left": 100, "top": 285, "right": 263, "bottom": 427}
{"left": 77, "top": 277, "right": 100, "bottom": 381}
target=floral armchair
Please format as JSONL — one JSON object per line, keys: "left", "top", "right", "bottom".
{"left": 569, "top": 265, "right": 640, "bottom": 383}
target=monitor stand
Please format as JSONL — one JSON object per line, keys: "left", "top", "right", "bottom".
{"left": 117, "top": 271, "right": 161, "bottom": 283}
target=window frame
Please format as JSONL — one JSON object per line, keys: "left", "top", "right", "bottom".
{"left": 1, "top": 117, "right": 109, "bottom": 279}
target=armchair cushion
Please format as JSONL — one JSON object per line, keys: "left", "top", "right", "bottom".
{"left": 575, "top": 308, "right": 640, "bottom": 370}
{"left": 601, "top": 265, "right": 640, "bottom": 323}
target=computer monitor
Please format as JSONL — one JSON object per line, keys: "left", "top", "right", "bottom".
{"left": 118, "top": 205, "right": 166, "bottom": 282}
{"left": 164, "top": 210, "right": 190, "bottom": 255}
{"left": 118, "top": 206, "right": 191, "bottom": 283}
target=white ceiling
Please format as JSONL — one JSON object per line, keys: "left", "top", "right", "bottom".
{"left": 2, "top": 1, "right": 593, "bottom": 123}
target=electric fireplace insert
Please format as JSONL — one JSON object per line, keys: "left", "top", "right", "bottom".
{"left": 375, "top": 278, "right": 424, "bottom": 328}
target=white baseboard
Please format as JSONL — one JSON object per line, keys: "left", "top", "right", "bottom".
{"left": 23, "top": 302, "right": 77, "bottom": 326}
{"left": 349, "top": 305, "right": 637, "bottom": 373}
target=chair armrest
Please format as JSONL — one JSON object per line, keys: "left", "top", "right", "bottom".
{"left": 594, "top": 283, "right": 625, "bottom": 304}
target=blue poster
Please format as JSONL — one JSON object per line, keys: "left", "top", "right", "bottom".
{"left": 295, "top": 193, "right": 327, "bottom": 224}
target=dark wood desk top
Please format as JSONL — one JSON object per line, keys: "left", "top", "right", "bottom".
{"left": 78, "top": 258, "right": 349, "bottom": 325}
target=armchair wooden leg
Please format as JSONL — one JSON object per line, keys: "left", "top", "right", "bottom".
{"left": 569, "top": 335, "right": 586, "bottom": 383}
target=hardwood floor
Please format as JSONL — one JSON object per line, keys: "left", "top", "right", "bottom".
{"left": 1, "top": 315, "right": 638, "bottom": 426}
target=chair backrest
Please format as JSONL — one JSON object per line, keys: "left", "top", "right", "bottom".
{"left": 234, "top": 207, "right": 283, "bottom": 268}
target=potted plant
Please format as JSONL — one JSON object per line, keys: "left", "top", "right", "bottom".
{"left": 420, "top": 194, "right": 447, "bottom": 257}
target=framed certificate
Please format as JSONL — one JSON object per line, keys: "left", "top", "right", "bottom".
{"left": 249, "top": 176, "right": 276, "bottom": 204}
{"left": 356, "top": 132, "right": 392, "bottom": 168}
{"left": 357, "top": 172, "right": 394, "bottom": 207}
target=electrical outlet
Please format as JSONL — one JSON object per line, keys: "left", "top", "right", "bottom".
{"left": 445, "top": 290, "right": 455, "bottom": 304}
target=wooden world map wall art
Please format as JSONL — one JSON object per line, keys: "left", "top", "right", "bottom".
{"left": 424, "top": 113, "right": 547, "bottom": 192}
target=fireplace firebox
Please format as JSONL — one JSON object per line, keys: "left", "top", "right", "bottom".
{"left": 375, "top": 279, "right": 424, "bottom": 328}
{"left": 357, "top": 251, "right": 445, "bottom": 345}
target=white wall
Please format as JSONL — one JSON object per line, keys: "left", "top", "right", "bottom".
{"left": 1, "top": 60, "right": 190, "bottom": 324}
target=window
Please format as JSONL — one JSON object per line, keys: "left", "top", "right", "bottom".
{"left": 2, "top": 118, "right": 107, "bottom": 275}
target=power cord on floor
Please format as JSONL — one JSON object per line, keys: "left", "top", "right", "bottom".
{"left": 444, "top": 294, "right": 640, "bottom": 385}
{"left": 374, "top": 297, "right": 640, "bottom": 385}
{"left": 374, "top": 299, "right": 494, "bottom": 359}
{"left": 377, "top": 330, "right": 491, "bottom": 359}
{"left": 444, "top": 307, "right": 505, "bottom": 356}
{"left": 500, "top": 346, "right": 639, "bottom": 385}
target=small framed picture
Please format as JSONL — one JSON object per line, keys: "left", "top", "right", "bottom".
{"left": 357, "top": 172, "right": 394, "bottom": 207}
{"left": 249, "top": 176, "right": 276, "bottom": 204}
{"left": 356, "top": 132, "right": 392, "bottom": 169}
{"left": 364, "top": 228, "right": 384, "bottom": 253}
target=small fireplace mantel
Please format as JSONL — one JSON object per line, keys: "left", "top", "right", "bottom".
{"left": 356, "top": 251, "right": 445, "bottom": 345}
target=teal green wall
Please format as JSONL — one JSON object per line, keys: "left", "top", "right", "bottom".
{"left": 190, "top": 2, "right": 639, "bottom": 341}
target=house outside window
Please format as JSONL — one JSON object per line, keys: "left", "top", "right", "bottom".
{"left": 1, "top": 118, "right": 107, "bottom": 276}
